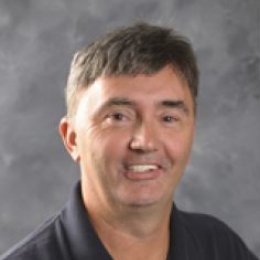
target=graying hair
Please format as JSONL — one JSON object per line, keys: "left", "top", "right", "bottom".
{"left": 66, "top": 22, "right": 199, "bottom": 116}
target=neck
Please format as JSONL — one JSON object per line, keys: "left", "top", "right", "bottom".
{"left": 82, "top": 188, "right": 173, "bottom": 260}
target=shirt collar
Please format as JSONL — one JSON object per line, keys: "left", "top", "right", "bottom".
{"left": 60, "top": 182, "right": 195, "bottom": 260}
{"left": 60, "top": 182, "right": 112, "bottom": 259}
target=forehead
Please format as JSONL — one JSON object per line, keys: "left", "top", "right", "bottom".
{"left": 78, "top": 66, "right": 194, "bottom": 113}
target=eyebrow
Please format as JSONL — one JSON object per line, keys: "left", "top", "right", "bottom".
{"left": 94, "top": 98, "right": 135, "bottom": 116}
{"left": 160, "top": 100, "right": 190, "bottom": 115}
{"left": 96, "top": 97, "right": 190, "bottom": 115}
{"left": 99, "top": 98, "right": 135, "bottom": 110}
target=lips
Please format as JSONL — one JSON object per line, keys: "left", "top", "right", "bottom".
{"left": 124, "top": 163, "right": 162, "bottom": 181}
{"left": 127, "top": 164, "right": 159, "bottom": 172}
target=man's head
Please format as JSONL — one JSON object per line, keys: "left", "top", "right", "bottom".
{"left": 66, "top": 22, "right": 199, "bottom": 117}
{"left": 60, "top": 23, "right": 198, "bottom": 212}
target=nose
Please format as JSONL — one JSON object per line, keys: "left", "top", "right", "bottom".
{"left": 129, "top": 121, "right": 158, "bottom": 153}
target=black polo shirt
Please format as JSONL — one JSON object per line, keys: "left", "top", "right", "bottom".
{"left": 1, "top": 182, "right": 258, "bottom": 260}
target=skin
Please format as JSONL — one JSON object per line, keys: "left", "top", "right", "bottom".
{"left": 59, "top": 65, "right": 196, "bottom": 259}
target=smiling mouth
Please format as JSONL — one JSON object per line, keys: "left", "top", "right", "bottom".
{"left": 127, "top": 164, "right": 159, "bottom": 172}
{"left": 124, "top": 164, "right": 162, "bottom": 181}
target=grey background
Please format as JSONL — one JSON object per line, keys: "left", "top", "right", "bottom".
{"left": 0, "top": 0, "right": 259, "bottom": 257}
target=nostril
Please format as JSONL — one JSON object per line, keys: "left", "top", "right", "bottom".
{"left": 129, "top": 122, "right": 158, "bottom": 152}
{"left": 129, "top": 136, "right": 158, "bottom": 153}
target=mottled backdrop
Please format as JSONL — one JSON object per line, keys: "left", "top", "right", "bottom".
{"left": 0, "top": 0, "right": 259, "bottom": 257}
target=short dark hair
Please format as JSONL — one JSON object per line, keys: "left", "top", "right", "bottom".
{"left": 66, "top": 22, "right": 199, "bottom": 116}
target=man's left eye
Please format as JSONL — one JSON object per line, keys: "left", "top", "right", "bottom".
{"left": 163, "top": 115, "right": 176, "bottom": 122}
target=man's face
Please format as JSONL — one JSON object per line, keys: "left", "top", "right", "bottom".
{"left": 64, "top": 66, "right": 195, "bottom": 210}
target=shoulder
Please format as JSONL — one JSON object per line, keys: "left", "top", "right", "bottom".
{"left": 0, "top": 214, "right": 65, "bottom": 260}
{"left": 176, "top": 208, "right": 258, "bottom": 259}
{"left": 178, "top": 209, "right": 234, "bottom": 236}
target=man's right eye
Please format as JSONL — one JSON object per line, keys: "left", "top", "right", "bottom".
{"left": 110, "top": 113, "right": 125, "bottom": 121}
{"left": 106, "top": 112, "right": 127, "bottom": 122}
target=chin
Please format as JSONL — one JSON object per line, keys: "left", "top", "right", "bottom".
{"left": 118, "top": 191, "right": 166, "bottom": 208}
{"left": 114, "top": 180, "right": 173, "bottom": 208}
{"left": 127, "top": 200, "right": 161, "bottom": 208}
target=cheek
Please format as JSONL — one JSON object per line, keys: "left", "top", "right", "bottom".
{"left": 166, "top": 130, "right": 194, "bottom": 163}
{"left": 79, "top": 127, "right": 130, "bottom": 163}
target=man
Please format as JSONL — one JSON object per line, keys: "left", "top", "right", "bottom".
{"left": 1, "top": 23, "right": 258, "bottom": 260}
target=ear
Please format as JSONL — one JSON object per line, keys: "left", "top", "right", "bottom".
{"left": 59, "top": 117, "right": 80, "bottom": 162}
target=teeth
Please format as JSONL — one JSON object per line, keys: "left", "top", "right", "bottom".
{"left": 128, "top": 164, "right": 158, "bottom": 172}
